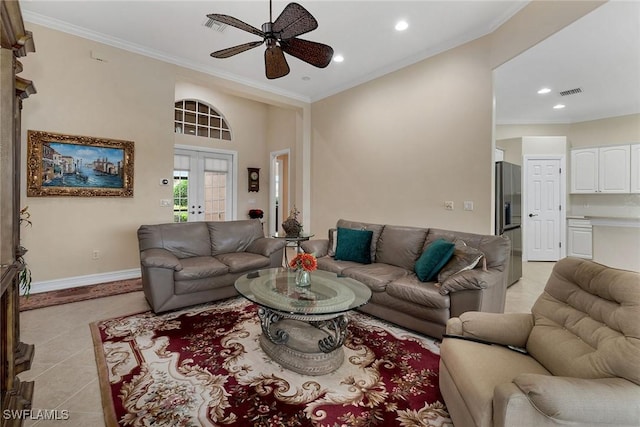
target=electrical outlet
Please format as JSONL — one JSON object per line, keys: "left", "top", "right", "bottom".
{"left": 160, "top": 199, "right": 172, "bottom": 207}
{"left": 444, "top": 201, "right": 454, "bottom": 210}
{"left": 92, "top": 250, "right": 100, "bottom": 260}
{"left": 464, "top": 201, "right": 474, "bottom": 211}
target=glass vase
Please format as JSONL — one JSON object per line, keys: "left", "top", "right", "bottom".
{"left": 295, "top": 269, "right": 311, "bottom": 287}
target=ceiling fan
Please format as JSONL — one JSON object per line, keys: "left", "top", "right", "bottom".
{"left": 208, "top": 1, "right": 334, "bottom": 79}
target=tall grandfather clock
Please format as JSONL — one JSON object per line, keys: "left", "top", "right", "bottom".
{"left": 1, "top": 0, "right": 37, "bottom": 424}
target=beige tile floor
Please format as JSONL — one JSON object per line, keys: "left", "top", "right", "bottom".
{"left": 17, "top": 261, "right": 554, "bottom": 426}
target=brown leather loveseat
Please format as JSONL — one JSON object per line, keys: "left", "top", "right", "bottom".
{"left": 301, "top": 219, "right": 511, "bottom": 339}
{"left": 137, "top": 219, "right": 286, "bottom": 313}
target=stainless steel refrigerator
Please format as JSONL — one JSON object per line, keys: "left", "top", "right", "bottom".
{"left": 495, "top": 161, "right": 522, "bottom": 286}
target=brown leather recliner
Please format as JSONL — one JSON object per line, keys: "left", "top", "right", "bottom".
{"left": 439, "top": 257, "right": 640, "bottom": 427}
{"left": 137, "top": 219, "right": 286, "bottom": 313}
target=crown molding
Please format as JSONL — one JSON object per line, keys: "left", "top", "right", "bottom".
{"left": 22, "top": 10, "right": 311, "bottom": 104}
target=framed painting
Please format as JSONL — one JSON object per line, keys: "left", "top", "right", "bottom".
{"left": 26, "top": 130, "right": 134, "bottom": 197}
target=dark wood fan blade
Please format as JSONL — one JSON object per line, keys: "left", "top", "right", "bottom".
{"left": 272, "top": 3, "right": 318, "bottom": 40}
{"left": 211, "top": 41, "right": 264, "bottom": 59}
{"left": 281, "top": 38, "right": 334, "bottom": 68}
{"left": 264, "top": 46, "right": 290, "bottom": 79}
{"left": 207, "top": 14, "right": 264, "bottom": 37}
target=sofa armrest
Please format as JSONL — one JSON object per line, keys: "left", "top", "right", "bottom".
{"left": 513, "top": 374, "right": 640, "bottom": 425}
{"left": 140, "top": 248, "right": 183, "bottom": 271}
{"left": 446, "top": 312, "right": 533, "bottom": 348}
{"left": 300, "top": 239, "right": 329, "bottom": 258}
{"left": 438, "top": 267, "right": 502, "bottom": 295}
{"left": 246, "top": 237, "right": 286, "bottom": 257}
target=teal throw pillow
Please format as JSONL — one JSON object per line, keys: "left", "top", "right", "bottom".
{"left": 334, "top": 227, "right": 373, "bottom": 264}
{"left": 415, "top": 239, "right": 455, "bottom": 282}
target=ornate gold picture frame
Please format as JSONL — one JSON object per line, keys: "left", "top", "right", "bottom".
{"left": 26, "top": 130, "right": 134, "bottom": 197}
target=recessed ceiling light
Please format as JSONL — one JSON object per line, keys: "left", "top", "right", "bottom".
{"left": 395, "top": 20, "right": 409, "bottom": 31}
{"left": 537, "top": 88, "right": 551, "bottom": 94}
{"left": 553, "top": 104, "right": 566, "bottom": 109}
{"left": 333, "top": 55, "right": 344, "bottom": 63}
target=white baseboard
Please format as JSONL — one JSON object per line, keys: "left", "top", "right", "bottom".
{"left": 27, "top": 268, "right": 142, "bottom": 295}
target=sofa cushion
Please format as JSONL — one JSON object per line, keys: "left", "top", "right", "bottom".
{"left": 215, "top": 252, "right": 271, "bottom": 273}
{"left": 415, "top": 239, "right": 455, "bottom": 282}
{"left": 528, "top": 258, "right": 640, "bottom": 386}
{"left": 174, "top": 256, "right": 229, "bottom": 281}
{"left": 336, "top": 219, "right": 384, "bottom": 262}
{"left": 437, "top": 239, "right": 485, "bottom": 284}
{"left": 341, "top": 263, "right": 408, "bottom": 293}
{"left": 427, "top": 228, "right": 509, "bottom": 270}
{"left": 334, "top": 227, "right": 373, "bottom": 264}
{"left": 208, "top": 219, "right": 264, "bottom": 256}
{"left": 375, "top": 225, "right": 428, "bottom": 271}
{"left": 316, "top": 257, "right": 363, "bottom": 275}
{"left": 138, "top": 222, "right": 211, "bottom": 259}
{"left": 387, "top": 275, "right": 450, "bottom": 309}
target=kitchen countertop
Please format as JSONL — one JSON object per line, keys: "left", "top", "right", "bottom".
{"left": 567, "top": 215, "right": 640, "bottom": 227}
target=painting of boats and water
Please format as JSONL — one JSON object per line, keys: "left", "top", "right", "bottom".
{"left": 43, "top": 142, "right": 125, "bottom": 188}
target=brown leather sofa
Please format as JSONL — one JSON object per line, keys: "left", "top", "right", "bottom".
{"left": 137, "top": 219, "right": 286, "bottom": 313}
{"left": 440, "top": 257, "right": 640, "bottom": 427}
{"left": 300, "top": 219, "right": 511, "bottom": 339}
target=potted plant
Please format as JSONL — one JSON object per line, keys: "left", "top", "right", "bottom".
{"left": 17, "top": 206, "right": 32, "bottom": 297}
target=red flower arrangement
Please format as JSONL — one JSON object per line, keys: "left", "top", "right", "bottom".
{"left": 248, "top": 209, "right": 264, "bottom": 219}
{"left": 289, "top": 253, "right": 317, "bottom": 272}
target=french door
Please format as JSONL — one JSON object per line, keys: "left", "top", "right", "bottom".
{"left": 173, "top": 147, "right": 236, "bottom": 222}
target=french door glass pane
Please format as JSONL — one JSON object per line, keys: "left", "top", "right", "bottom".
{"left": 173, "top": 170, "right": 189, "bottom": 223}
{"left": 204, "top": 171, "right": 226, "bottom": 221}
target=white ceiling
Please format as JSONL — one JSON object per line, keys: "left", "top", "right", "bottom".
{"left": 19, "top": 1, "right": 640, "bottom": 124}
{"left": 494, "top": 0, "right": 640, "bottom": 125}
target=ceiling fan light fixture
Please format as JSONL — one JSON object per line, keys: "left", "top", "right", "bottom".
{"left": 537, "top": 87, "right": 551, "bottom": 94}
{"left": 208, "top": 0, "right": 334, "bottom": 80}
{"left": 333, "top": 54, "right": 344, "bottom": 63}
{"left": 553, "top": 104, "right": 566, "bottom": 109}
{"left": 395, "top": 20, "right": 409, "bottom": 31}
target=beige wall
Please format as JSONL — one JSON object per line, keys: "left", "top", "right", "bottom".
{"left": 311, "top": 36, "right": 494, "bottom": 234}
{"left": 20, "top": 24, "right": 299, "bottom": 286}
{"left": 20, "top": 24, "right": 175, "bottom": 284}
{"left": 568, "top": 113, "right": 640, "bottom": 148}
{"left": 308, "top": 1, "right": 599, "bottom": 236}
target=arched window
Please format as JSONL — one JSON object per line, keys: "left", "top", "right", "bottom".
{"left": 174, "top": 100, "right": 231, "bottom": 141}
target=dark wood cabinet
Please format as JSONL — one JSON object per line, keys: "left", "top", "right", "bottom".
{"left": 1, "top": 1, "right": 36, "bottom": 424}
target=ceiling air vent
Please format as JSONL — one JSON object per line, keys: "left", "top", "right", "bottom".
{"left": 559, "top": 87, "right": 583, "bottom": 96}
{"left": 203, "top": 18, "right": 227, "bottom": 32}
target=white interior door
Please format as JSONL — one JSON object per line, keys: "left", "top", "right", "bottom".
{"left": 525, "top": 157, "right": 563, "bottom": 261}
{"left": 174, "top": 148, "right": 236, "bottom": 222}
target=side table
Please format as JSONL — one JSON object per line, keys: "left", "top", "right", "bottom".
{"left": 272, "top": 233, "right": 314, "bottom": 267}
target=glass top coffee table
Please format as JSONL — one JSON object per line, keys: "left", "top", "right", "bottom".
{"left": 235, "top": 268, "right": 371, "bottom": 375}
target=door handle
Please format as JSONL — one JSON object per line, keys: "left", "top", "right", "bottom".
{"left": 528, "top": 213, "right": 538, "bottom": 217}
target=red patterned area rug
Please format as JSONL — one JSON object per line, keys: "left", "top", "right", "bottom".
{"left": 91, "top": 297, "right": 452, "bottom": 427}
{"left": 20, "top": 278, "right": 142, "bottom": 311}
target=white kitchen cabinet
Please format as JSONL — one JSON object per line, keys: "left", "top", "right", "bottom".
{"left": 631, "top": 143, "right": 640, "bottom": 193}
{"left": 571, "top": 148, "right": 598, "bottom": 193}
{"left": 599, "top": 145, "right": 630, "bottom": 192}
{"left": 567, "top": 219, "right": 592, "bottom": 259}
{"left": 570, "top": 145, "right": 630, "bottom": 193}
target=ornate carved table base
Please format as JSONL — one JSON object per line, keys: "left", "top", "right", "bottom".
{"left": 257, "top": 307, "right": 348, "bottom": 376}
